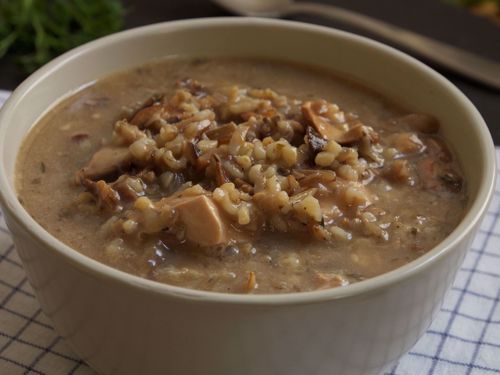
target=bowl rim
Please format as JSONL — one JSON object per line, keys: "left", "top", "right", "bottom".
{"left": 0, "top": 17, "right": 495, "bottom": 306}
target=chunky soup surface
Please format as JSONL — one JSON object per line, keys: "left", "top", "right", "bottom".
{"left": 17, "top": 58, "right": 466, "bottom": 294}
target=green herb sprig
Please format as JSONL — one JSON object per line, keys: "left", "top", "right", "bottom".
{"left": 0, "top": 0, "right": 125, "bottom": 73}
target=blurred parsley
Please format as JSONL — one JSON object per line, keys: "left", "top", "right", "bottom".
{"left": 0, "top": 0, "right": 125, "bottom": 73}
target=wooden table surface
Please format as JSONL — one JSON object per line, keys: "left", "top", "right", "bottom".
{"left": 1, "top": 0, "right": 499, "bottom": 143}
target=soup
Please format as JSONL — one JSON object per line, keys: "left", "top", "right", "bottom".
{"left": 16, "top": 58, "right": 466, "bottom": 293}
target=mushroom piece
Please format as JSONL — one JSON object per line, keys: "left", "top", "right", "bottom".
{"left": 82, "top": 179, "right": 122, "bottom": 212}
{"left": 234, "top": 177, "right": 254, "bottom": 194}
{"left": 205, "top": 122, "right": 236, "bottom": 144}
{"left": 302, "top": 100, "right": 345, "bottom": 141}
{"left": 213, "top": 154, "right": 231, "bottom": 186}
{"left": 180, "top": 118, "right": 213, "bottom": 140}
{"left": 185, "top": 141, "right": 201, "bottom": 166}
{"left": 205, "top": 122, "right": 238, "bottom": 144}
{"left": 302, "top": 101, "right": 378, "bottom": 144}
{"left": 112, "top": 175, "right": 145, "bottom": 201}
{"left": 130, "top": 102, "right": 164, "bottom": 128}
{"left": 128, "top": 94, "right": 165, "bottom": 126}
{"left": 78, "top": 147, "right": 132, "bottom": 181}
{"left": 358, "top": 135, "right": 382, "bottom": 164}
{"left": 305, "top": 126, "right": 327, "bottom": 155}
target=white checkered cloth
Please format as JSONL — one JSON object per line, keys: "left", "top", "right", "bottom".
{"left": 1, "top": 90, "right": 499, "bottom": 375}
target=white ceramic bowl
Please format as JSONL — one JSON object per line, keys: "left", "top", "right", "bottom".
{"left": 0, "top": 18, "right": 495, "bottom": 375}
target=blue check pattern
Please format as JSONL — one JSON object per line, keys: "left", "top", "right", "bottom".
{"left": 0, "top": 90, "right": 499, "bottom": 374}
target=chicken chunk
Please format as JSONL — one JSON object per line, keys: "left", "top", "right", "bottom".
{"left": 174, "top": 195, "right": 229, "bottom": 246}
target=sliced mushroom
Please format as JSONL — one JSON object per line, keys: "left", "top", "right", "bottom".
{"left": 79, "top": 147, "right": 132, "bottom": 181}
{"left": 205, "top": 122, "right": 238, "bottom": 144}
{"left": 112, "top": 175, "right": 145, "bottom": 201}
{"left": 234, "top": 177, "right": 254, "bottom": 194}
{"left": 211, "top": 154, "right": 230, "bottom": 186}
{"left": 130, "top": 102, "right": 164, "bottom": 128}
{"left": 302, "top": 100, "right": 346, "bottom": 141}
{"left": 185, "top": 141, "right": 201, "bottom": 166}
{"left": 194, "top": 148, "right": 216, "bottom": 171}
{"left": 358, "top": 133, "right": 383, "bottom": 164}
{"left": 302, "top": 101, "right": 378, "bottom": 144}
{"left": 180, "top": 119, "right": 212, "bottom": 140}
{"left": 82, "top": 179, "right": 121, "bottom": 212}
{"left": 113, "top": 119, "right": 147, "bottom": 145}
{"left": 305, "top": 126, "right": 327, "bottom": 155}
{"left": 136, "top": 170, "right": 156, "bottom": 184}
